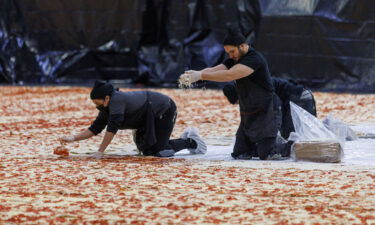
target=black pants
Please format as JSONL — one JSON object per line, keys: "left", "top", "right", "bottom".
{"left": 141, "top": 101, "right": 194, "bottom": 156}
{"left": 232, "top": 136, "right": 291, "bottom": 159}
{"left": 232, "top": 135, "right": 276, "bottom": 160}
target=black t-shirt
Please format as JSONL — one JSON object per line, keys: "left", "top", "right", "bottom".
{"left": 223, "top": 48, "right": 274, "bottom": 92}
{"left": 88, "top": 90, "right": 171, "bottom": 135}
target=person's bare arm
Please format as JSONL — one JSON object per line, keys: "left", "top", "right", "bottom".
{"left": 74, "top": 129, "right": 95, "bottom": 141}
{"left": 201, "top": 64, "right": 253, "bottom": 82}
{"left": 201, "top": 64, "right": 228, "bottom": 73}
{"left": 59, "top": 129, "right": 94, "bottom": 143}
{"left": 97, "top": 131, "right": 115, "bottom": 153}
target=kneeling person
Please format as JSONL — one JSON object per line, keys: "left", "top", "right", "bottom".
{"left": 179, "top": 29, "right": 282, "bottom": 160}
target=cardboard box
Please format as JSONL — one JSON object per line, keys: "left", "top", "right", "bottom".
{"left": 292, "top": 141, "right": 343, "bottom": 163}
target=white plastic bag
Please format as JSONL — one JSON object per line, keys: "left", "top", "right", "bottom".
{"left": 322, "top": 114, "right": 358, "bottom": 141}
{"left": 289, "top": 102, "right": 337, "bottom": 142}
{"left": 288, "top": 102, "right": 344, "bottom": 162}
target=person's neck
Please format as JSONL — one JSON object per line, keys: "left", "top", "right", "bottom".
{"left": 244, "top": 44, "right": 250, "bottom": 53}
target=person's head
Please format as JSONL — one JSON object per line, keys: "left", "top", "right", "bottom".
{"left": 223, "top": 27, "right": 248, "bottom": 62}
{"left": 90, "top": 81, "right": 114, "bottom": 110}
{"left": 224, "top": 43, "right": 249, "bottom": 62}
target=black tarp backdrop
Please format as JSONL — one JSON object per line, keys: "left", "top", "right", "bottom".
{"left": 257, "top": 0, "right": 375, "bottom": 92}
{"left": 0, "top": 0, "right": 143, "bottom": 83}
{"left": 0, "top": 0, "right": 374, "bottom": 91}
{"left": 0, "top": 0, "right": 260, "bottom": 86}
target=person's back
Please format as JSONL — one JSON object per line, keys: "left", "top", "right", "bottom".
{"left": 272, "top": 78, "right": 304, "bottom": 103}
{"left": 110, "top": 90, "right": 172, "bottom": 119}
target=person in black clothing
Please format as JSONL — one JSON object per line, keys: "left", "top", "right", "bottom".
{"left": 180, "top": 29, "right": 284, "bottom": 160}
{"left": 59, "top": 81, "right": 206, "bottom": 158}
{"left": 223, "top": 77, "right": 317, "bottom": 140}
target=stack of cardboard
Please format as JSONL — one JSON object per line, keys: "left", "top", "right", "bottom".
{"left": 292, "top": 141, "right": 343, "bottom": 163}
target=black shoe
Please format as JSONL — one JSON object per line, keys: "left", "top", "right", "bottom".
{"left": 267, "top": 153, "right": 290, "bottom": 160}
{"left": 232, "top": 152, "right": 252, "bottom": 160}
{"left": 274, "top": 140, "right": 294, "bottom": 157}
{"left": 155, "top": 149, "right": 175, "bottom": 157}
{"left": 284, "top": 141, "right": 294, "bottom": 157}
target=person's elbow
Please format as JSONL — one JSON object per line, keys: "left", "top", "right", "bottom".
{"left": 219, "top": 72, "right": 235, "bottom": 82}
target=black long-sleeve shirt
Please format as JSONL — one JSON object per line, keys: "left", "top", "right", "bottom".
{"left": 88, "top": 90, "right": 171, "bottom": 135}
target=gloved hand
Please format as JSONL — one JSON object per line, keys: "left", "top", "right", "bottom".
{"left": 92, "top": 151, "right": 103, "bottom": 159}
{"left": 179, "top": 70, "right": 202, "bottom": 86}
{"left": 59, "top": 135, "right": 75, "bottom": 143}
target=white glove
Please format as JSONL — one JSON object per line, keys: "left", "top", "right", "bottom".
{"left": 59, "top": 135, "right": 75, "bottom": 143}
{"left": 92, "top": 151, "right": 103, "bottom": 159}
{"left": 179, "top": 70, "right": 202, "bottom": 85}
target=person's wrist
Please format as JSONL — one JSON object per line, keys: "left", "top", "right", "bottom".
{"left": 66, "top": 135, "right": 75, "bottom": 142}
{"left": 198, "top": 71, "right": 203, "bottom": 80}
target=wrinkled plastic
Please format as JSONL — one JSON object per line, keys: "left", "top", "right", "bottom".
{"left": 137, "top": 0, "right": 262, "bottom": 86}
{"left": 288, "top": 102, "right": 344, "bottom": 162}
{"left": 0, "top": 0, "right": 261, "bottom": 86}
{"left": 289, "top": 102, "right": 337, "bottom": 142}
{"left": 258, "top": 0, "right": 375, "bottom": 92}
{"left": 323, "top": 114, "right": 358, "bottom": 141}
{"left": 1, "top": 0, "right": 373, "bottom": 91}
{"left": 0, "top": 0, "right": 143, "bottom": 84}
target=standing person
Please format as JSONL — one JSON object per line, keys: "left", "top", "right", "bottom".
{"left": 223, "top": 77, "right": 317, "bottom": 140}
{"left": 180, "top": 29, "right": 283, "bottom": 160}
{"left": 59, "top": 81, "right": 206, "bottom": 158}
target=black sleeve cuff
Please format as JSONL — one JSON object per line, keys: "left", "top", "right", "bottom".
{"left": 88, "top": 126, "right": 101, "bottom": 135}
{"left": 106, "top": 114, "right": 123, "bottom": 134}
{"left": 223, "top": 84, "right": 238, "bottom": 104}
{"left": 106, "top": 122, "right": 119, "bottom": 134}
{"left": 223, "top": 59, "right": 235, "bottom": 69}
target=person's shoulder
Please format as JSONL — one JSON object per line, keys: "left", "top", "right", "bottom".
{"left": 149, "top": 90, "right": 170, "bottom": 99}
{"left": 272, "top": 77, "right": 289, "bottom": 85}
{"left": 110, "top": 90, "right": 127, "bottom": 102}
{"left": 249, "top": 48, "right": 266, "bottom": 60}
{"left": 111, "top": 90, "right": 123, "bottom": 96}
{"left": 238, "top": 49, "right": 264, "bottom": 67}
{"left": 241, "top": 48, "right": 258, "bottom": 60}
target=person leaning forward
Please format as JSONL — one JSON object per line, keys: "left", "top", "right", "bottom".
{"left": 59, "top": 81, "right": 206, "bottom": 158}
{"left": 180, "top": 29, "right": 283, "bottom": 160}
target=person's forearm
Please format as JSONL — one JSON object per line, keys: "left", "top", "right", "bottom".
{"left": 74, "top": 129, "right": 95, "bottom": 141}
{"left": 201, "top": 64, "right": 227, "bottom": 73}
{"left": 98, "top": 131, "right": 115, "bottom": 153}
{"left": 201, "top": 70, "right": 234, "bottom": 82}
{"left": 201, "top": 67, "right": 216, "bottom": 73}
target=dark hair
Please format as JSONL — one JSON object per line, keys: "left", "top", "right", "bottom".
{"left": 223, "top": 27, "right": 246, "bottom": 46}
{"left": 90, "top": 81, "right": 115, "bottom": 100}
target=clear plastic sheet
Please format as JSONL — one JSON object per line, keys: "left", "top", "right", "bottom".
{"left": 323, "top": 114, "right": 358, "bottom": 141}
{"left": 289, "top": 102, "right": 337, "bottom": 142}
{"left": 288, "top": 102, "right": 344, "bottom": 163}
